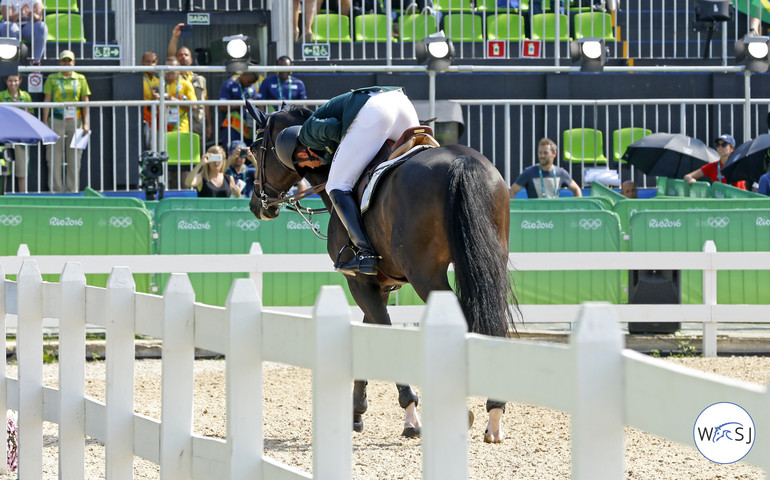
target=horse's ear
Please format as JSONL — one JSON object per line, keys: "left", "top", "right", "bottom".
{"left": 280, "top": 101, "right": 289, "bottom": 111}
{"left": 244, "top": 99, "right": 268, "bottom": 128}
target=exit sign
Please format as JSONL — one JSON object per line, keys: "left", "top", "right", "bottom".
{"left": 93, "top": 45, "right": 121, "bottom": 59}
{"left": 302, "top": 43, "right": 330, "bottom": 59}
{"left": 187, "top": 13, "right": 210, "bottom": 25}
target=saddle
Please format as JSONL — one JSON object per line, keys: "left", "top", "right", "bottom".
{"left": 354, "top": 126, "right": 440, "bottom": 208}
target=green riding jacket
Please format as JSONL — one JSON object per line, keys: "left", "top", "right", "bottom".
{"left": 297, "top": 86, "right": 403, "bottom": 164}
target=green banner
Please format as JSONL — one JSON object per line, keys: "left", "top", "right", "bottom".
{"left": 734, "top": 0, "right": 770, "bottom": 22}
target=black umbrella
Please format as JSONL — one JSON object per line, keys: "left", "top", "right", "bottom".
{"left": 621, "top": 133, "right": 719, "bottom": 179}
{"left": 721, "top": 134, "right": 770, "bottom": 185}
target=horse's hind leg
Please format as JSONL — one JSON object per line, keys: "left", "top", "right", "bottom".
{"left": 353, "top": 380, "right": 367, "bottom": 432}
{"left": 484, "top": 400, "right": 506, "bottom": 443}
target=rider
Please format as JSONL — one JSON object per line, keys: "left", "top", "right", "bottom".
{"left": 273, "top": 86, "right": 420, "bottom": 276}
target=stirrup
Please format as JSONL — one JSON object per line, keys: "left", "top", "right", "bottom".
{"left": 335, "top": 247, "right": 380, "bottom": 276}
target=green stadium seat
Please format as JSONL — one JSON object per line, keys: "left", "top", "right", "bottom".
{"left": 486, "top": 13, "right": 526, "bottom": 40}
{"left": 45, "top": 0, "right": 78, "bottom": 12}
{"left": 398, "top": 13, "right": 439, "bottom": 41}
{"left": 476, "top": 0, "right": 529, "bottom": 12}
{"left": 563, "top": 127, "right": 608, "bottom": 164}
{"left": 313, "top": 13, "right": 353, "bottom": 42}
{"left": 45, "top": 13, "right": 86, "bottom": 43}
{"left": 443, "top": 13, "right": 484, "bottom": 42}
{"left": 612, "top": 127, "right": 651, "bottom": 163}
{"left": 573, "top": 11, "right": 615, "bottom": 41}
{"left": 435, "top": 0, "right": 476, "bottom": 12}
{"left": 354, "top": 14, "right": 393, "bottom": 42}
{"left": 165, "top": 131, "right": 201, "bottom": 166}
{"left": 531, "top": 13, "right": 570, "bottom": 41}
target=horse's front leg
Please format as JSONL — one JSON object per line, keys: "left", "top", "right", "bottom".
{"left": 397, "top": 384, "right": 421, "bottom": 437}
{"left": 484, "top": 400, "right": 506, "bottom": 443}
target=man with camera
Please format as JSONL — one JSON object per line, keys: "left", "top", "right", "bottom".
{"left": 225, "top": 140, "right": 256, "bottom": 197}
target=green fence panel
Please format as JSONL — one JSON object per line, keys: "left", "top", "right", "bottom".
{"left": 629, "top": 210, "right": 770, "bottom": 304}
{"left": 84, "top": 186, "right": 104, "bottom": 197}
{"left": 0, "top": 196, "right": 145, "bottom": 208}
{"left": 613, "top": 198, "right": 770, "bottom": 249}
{"left": 711, "top": 182, "right": 764, "bottom": 199}
{"left": 664, "top": 178, "right": 689, "bottom": 196}
{"left": 590, "top": 181, "right": 625, "bottom": 206}
{"left": 508, "top": 210, "right": 622, "bottom": 304}
{"left": 156, "top": 207, "right": 350, "bottom": 306}
{"left": 656, "top": 177, "right": 668, "bottom": 196}
{"left": 0, "top": 205, "right": 152, "bottom": 291}
{"left": 688, "top": 182, "right": 711, "bottom": 198}
{"left": 510, "top": 198, "right": 605, "bottom": 211}
{"left": 155, "top": 197, "right": 251, "bottom": 219}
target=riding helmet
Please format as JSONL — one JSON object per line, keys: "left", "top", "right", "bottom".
{"left": 274, "top": 125, "right": 302, "bottom": 169}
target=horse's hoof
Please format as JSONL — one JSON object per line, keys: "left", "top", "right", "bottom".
{"left": 402, "top": 425, "right": 421, "bottom": 438}
{"left": 483, "top": 429, "right": 503, "bottom": 444}
{"left": 353, "top": 414, "right": 364, "bottom": 433}
{"left": 468, "top": 410, "right": 474, "bottom": 430}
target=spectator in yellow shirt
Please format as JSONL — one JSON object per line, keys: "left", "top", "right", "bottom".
{"left": 153, "top": 57, "right": 197, "bottom": 133}
{"left": 141, "top": 51, "right": 159, "bottom": 150}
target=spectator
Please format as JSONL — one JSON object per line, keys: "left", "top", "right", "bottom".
{"left": 0, "top": 74, "right": 32, "bottom": 192}
{"left": 531, "top": 0, "right": 564, "bottom": 15}
{"left": 219, "top": 71, "right": 260, "bottom": 151}
{"left": 42, "top": 50, "right": 91, "bottom": 193}
{"left": 758, "top": 170, "right": 770, "bottom": 195}
{"left": 168, "top": 23, "right": 212, "bottom": 146}
{"left": 317, "top": 0, "right": 351, "bottom": 15}
{"left": 684, "top": 134, "right": 746, "bottom": 190}
{"left": 225, "top": 140, "right": 256, "bottom": 197}
{"left": 155, "top": 57, "right": 197, "bottom": 133}
{"left": 185, "top": 145, "right": 241, "bottom": 198}
{"left": 620, "top": 180, "right": 637, "bottom": 199}
{"left": 750, "top": 16, "right": 762, "bottom": 35}
{"left": 140, "top": 51, "right": 159, "bottom": 151}
{"left": 294, "top": 0, "right": 316, "bottom": 42}
{"left": 509, "top": 137, "right": 583, "bottom": 198}
{"left": 0, "top": 0, "right": 47, "bottom": 65}
{"left": 256, "top": 56, "right": 307, "bottom": 112}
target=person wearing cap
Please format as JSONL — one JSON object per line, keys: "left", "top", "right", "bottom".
{"left": 0, "top": 0, "right": 48, "bottom": 65}
{"left": 272, "top": 85, "right": 420, "bottom": 276}
{"left": 225, "top": 140, "right": 256, "bottom": 196}
{"left": 218, "top": 71, "right": 261, "bottom": 152}
{"left": 42, "top": 50, "right": 91, "bottom": 193}
{"left": 684, "top": 134, "right": 746, "bottom": 190}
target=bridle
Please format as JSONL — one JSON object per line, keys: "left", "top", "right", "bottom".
{"left": 252, "top": 113, "right": 329, "bottom": 238}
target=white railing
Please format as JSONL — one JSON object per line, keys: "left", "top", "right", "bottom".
{"left": 2, "top": 240, "right": 770, "bottom": 357}
{"left": 1, "top": 258, "right": 769, "bottom": 478}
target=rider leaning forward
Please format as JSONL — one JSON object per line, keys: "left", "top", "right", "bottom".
{"left": 274, "top": 86, "right": 420, "bottom": 276}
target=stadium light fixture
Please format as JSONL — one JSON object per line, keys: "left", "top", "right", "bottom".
{"left": 0, "top": 37, "right": 21, "bottom": 76}
{"left": 415, "top": 31, "right": 455, "bottom": 72}
{"left": 223, "top": 34, "right": 250, "bottom": 73}
{"left": 735, "top": 34, "right": 770, "bottom": 73}
{"left": 570, "top": 38, "right": 607, "bottom": 73}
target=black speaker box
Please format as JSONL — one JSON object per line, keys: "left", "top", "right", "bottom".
{"left": 627, "top": 270, "right": 682, "bottom": 335}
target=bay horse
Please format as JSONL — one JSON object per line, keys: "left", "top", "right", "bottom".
{"left": 246, "top": 102, "right": 518, "bottom": 443}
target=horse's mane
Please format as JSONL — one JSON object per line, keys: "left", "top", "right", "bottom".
{"left": 273, "top": 105, "right": 313, "bottom": 130}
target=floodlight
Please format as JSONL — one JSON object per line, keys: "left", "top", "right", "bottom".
{"left": 415, "top": 32, "right": 455, "bottom": 72}
{"left": 735, "top": 34, "right": 770, "bottom": 73}
{"left": 223, "top": 34, "right": 250, "bottom": 73}
{"left": 0, "top": 37, "right": 21, "bottom": 76}
{"left": 570, "top": 38, "right": 607, "bottom": 73}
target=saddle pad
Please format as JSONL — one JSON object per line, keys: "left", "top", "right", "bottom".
{"left": 360, "top": 144, "right": 432, "bottom": 214}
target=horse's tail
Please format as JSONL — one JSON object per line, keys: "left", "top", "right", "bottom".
{"left": 446, "top": 156, "right": 518, "bottom": 337}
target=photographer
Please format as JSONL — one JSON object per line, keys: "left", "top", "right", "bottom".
{"left": 225, "top": 140, "right": 256, "bottom": 197}
{"left": 185, "top": 145, "right": 241, "bottom": 198}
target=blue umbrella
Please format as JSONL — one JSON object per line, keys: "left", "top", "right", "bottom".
{"left": 0, "top": 104, "right": 59, "bottom": 144}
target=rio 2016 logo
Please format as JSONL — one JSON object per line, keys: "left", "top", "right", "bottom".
{"left": 693, "top": 402, "right": 755, "bottom": 464}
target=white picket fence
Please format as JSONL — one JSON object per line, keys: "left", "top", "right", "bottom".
{"left": 1, "top": 258, "right": 770, "bottom": 479}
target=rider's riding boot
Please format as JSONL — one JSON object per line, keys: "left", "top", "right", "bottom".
{"left": 328, "top": 189, "right": 380, "bottom": 276}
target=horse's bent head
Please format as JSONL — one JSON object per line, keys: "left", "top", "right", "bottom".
{"left": 245, "top": 102, "right": 313, "bottom": 220}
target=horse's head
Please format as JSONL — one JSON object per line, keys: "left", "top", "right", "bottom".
{"left": 244, "top": 101, "right": 313, "bottom": 220}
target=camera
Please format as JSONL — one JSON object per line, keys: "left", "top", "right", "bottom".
{"left": 139, "top": 151, "right": 168, "bottom": 200}
{"left": 239, "top": 148, "right": 247, "bottom": 158}
{"left": 208, "top": 153, "right": 223, "bottom": 163}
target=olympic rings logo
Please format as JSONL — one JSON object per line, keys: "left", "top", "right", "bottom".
{"left": 109, "top": 216, "right": 133, "bottom": 228}
{"left": 235, "top": 219, "right": 260, "bottom": 231}
{"left": 706, "top": 217, "right": 730, "bottom": 228}
{"left": 0, "top": 215, "right": 22, "bottom": 226}
{"left": 579, "top": 218, "right": 602, "bottom": 230}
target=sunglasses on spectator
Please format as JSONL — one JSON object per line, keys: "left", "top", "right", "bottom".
{"left": 716, "top": 142, "right": 730, "bottom": 147}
